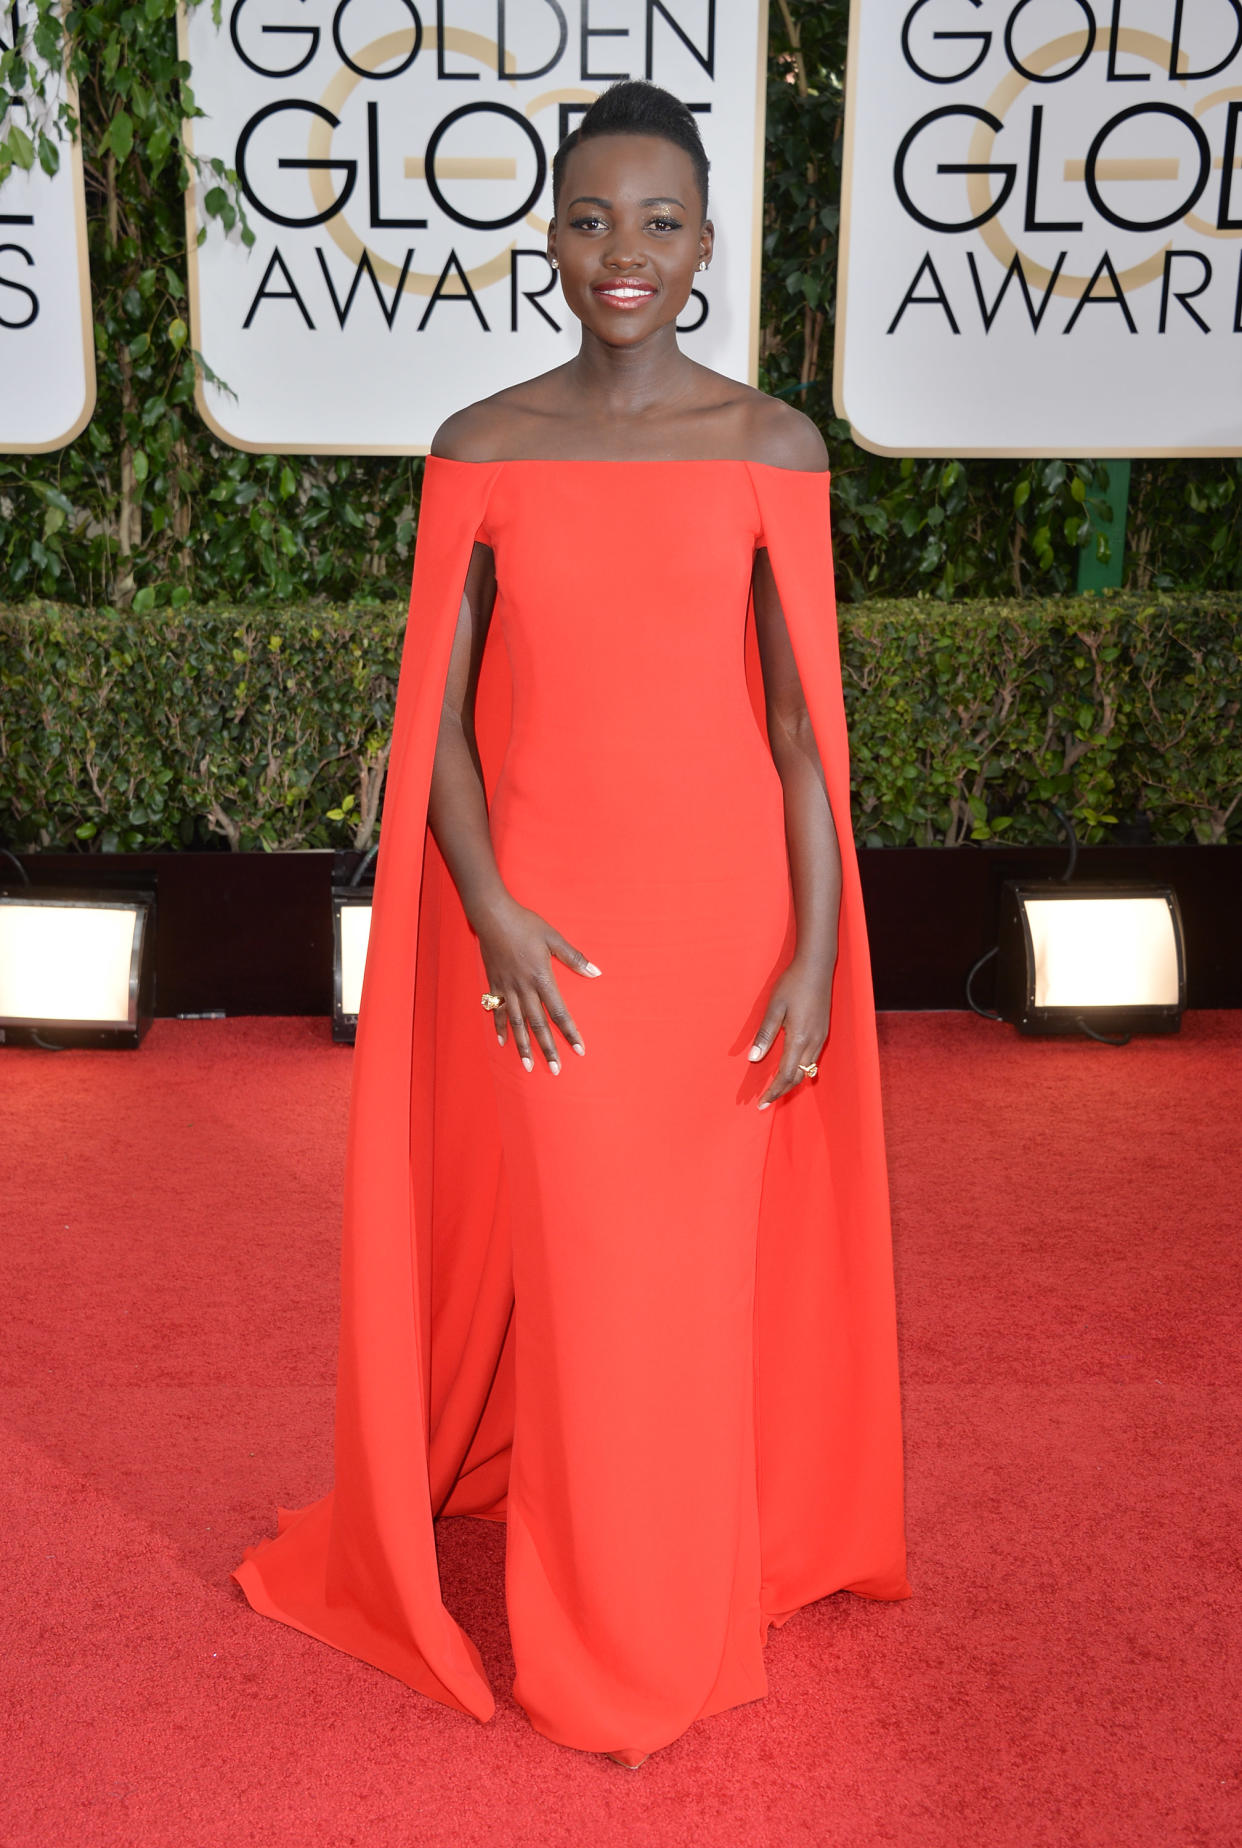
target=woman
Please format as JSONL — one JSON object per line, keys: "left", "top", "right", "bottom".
{"left": 233, "top": 81, "right": 910, "bottom": 1769}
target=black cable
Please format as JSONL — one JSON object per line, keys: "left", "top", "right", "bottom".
{"left": 348, "top": 845, "right": 378, "bottom": 889}
{"left": 965, "top": 945, "right": 1002, "bottom": 1020}
{"left": 1044, "top": 803, "right": 1079, "bottom": 883}
{"left": 0, "top": 847, "right": 30, "bottom": 885}
{"left": 1075, "top": 1015, "right": 1130, "bottom": 1048}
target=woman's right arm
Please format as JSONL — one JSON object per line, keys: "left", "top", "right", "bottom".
{"left": 427, "top": 542, "right": 508, "bottom": 930}
{"left": 427, "top": 542, "right": 600, "bottom": 1074}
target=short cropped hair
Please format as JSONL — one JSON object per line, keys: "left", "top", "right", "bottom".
{"left": 551, "top": 80, "right": 710, "bottom": 218}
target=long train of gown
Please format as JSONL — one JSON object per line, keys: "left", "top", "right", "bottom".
{"left": 231, "top": 457, "right": 912, "bottom": 1756}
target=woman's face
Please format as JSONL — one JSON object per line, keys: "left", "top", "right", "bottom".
{"left": 548, "top": 134, "right": 713, "bottom": 348}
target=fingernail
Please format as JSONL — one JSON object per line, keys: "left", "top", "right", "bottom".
{"left": 757, "top": 1099, "right": 770, "bottom": 1110}
{"left": 572, "top": 1042, "right": 585, "bottom": 1056}
{"left": 748, "top": 1045, "right": 763, "bottom": 1061}
{"left": 584, "top": 963, "right": 602, "bottom": 976}
{"left": 549, "top": 1059, "right": 560, "bottom": 1076}
{"left": 522, "top": 1056, "right": 533, "bottom": 1072}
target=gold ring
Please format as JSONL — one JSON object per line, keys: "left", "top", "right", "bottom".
{"left": 481, "top": 992, "right": 504, "bottom": 1011}
{"left": 798, "top": 1062, "right": 818, "bottom": 1078}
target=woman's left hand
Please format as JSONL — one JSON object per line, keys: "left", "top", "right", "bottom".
{"left": 748, "top": 951, "right": 835, "bottom": 1109}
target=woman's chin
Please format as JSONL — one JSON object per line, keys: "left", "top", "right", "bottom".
{"left": 580, "top": 311, "right": 677, "bottom": 349}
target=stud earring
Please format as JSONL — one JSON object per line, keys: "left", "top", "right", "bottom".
{"left": 697, "top": 260, "right": 708, "bottom": 271}
{"left": 549, "top": 255, "right": 559, "bottom": 270}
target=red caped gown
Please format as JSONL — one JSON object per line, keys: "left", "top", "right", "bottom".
{"left": 232, "top": 457, "right": 911, "bottom": 1756}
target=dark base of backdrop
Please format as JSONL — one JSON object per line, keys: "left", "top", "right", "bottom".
{"left": 5, "top": 845, "right": 1240, "bottom": 1017}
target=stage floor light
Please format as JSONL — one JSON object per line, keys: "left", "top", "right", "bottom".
{"left": 995, "top": 881, "right": 1185, "bottom": 1040}
{"left": 0, "top": 887, "right": 156, "bottom": 1048}
{"left": 331, "top": 887, "right": 372, "bottom": 1045}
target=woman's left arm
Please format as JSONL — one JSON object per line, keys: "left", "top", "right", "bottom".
{"left": 748, "top": 543, "right": 841, "bottom": 1108}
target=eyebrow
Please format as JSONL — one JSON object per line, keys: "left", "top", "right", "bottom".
{"left": 566, "top": 196, "right": 687, "bottom": 210}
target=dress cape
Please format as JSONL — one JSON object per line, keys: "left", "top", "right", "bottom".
{"left": 231, "top": 457, "right": 911, "bottom": 1719}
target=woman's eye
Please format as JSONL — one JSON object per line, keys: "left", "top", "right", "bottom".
{"left": 570, "top": 215, "right": 606, "bottom": 231}
{"left": 649, "top": 217, "right": 682, "bottom": 233}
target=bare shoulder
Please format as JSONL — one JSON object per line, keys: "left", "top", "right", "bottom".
{"left": 429, "top": 390, "right": 520, "bottom": 462}
{"left": 430, "top": 368, "right": 569, "bottom": 460}
{"left": 738, "top": 389, "right": 829, "bottom": 473}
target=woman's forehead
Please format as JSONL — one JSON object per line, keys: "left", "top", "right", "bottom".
{"left": 559, "top": 134, "right": 700, "bottom": 205}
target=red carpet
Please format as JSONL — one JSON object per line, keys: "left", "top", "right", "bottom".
{"left": 3, "top": 1013, "right": 1240, "bottom": 1846}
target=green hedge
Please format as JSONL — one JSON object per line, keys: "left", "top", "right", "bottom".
{"left": 2, "top": 594, "right": 1239, "bottom": 854}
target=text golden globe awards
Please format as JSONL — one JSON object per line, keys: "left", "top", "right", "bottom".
{"left": 836, "top": 0, "right": 1242, "bottom": 455}
{"left": 178, "top": 0, "right": 766, "bottom": 453}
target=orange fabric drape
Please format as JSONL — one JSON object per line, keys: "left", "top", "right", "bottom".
{"left": 232, "top": 459, "right": 910, "bottom": 1722}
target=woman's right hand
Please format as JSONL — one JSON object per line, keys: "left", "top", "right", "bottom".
{"left": 474, "top": 893, "right": 601, "bottom": 1074}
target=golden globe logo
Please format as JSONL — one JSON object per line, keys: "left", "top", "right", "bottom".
{"left": 0, "top": 3, "right": 95, "bottom": 452}
{"left": 835, "top": 0, "right": 1242, "bottom": 454}
{"left": 887, "top": 6, "right": 1242, "bottom": 334}
{"left": 221, "top": 2, "right": 707, "bottom": 333}
{"left": 181, "top": 0, "right": 763, "bottom": 452}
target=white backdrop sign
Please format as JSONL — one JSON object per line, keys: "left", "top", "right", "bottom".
{"left": 178, "top": 0, "right": 768, "bottom": 454}
{"left": 836, "top": 0, "right": 1242, "bottom": 456}
{"left": 0, "top": 24, "right": 95, "bottom": 454}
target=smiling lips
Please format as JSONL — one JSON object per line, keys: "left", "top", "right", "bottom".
{"left": 592, "top": 280, "right": 658, "bottom": 311}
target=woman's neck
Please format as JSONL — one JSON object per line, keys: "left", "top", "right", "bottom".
{"left": 564, "top": 326, "right": 698, "bottom": 421}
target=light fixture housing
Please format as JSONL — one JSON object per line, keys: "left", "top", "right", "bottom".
{"left": 331, "top": 885, "right": 373, "bottom": 1045}
{"left": 995, "top": 880, "right": 1185, "bottom": 1038}
{"left": 0, "top": 885, "right": 156, "bottom": 1048}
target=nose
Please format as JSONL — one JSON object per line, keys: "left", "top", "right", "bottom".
{"left": 602, "top": 243, "right": 646, "bottom": 271}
